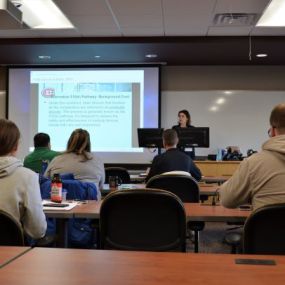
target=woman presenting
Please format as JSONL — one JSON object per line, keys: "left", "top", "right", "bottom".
{"left": 172, "top": 109, "right": 196, "bottom": 159}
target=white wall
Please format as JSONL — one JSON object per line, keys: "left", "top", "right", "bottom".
{"left": 160, "top": 66, "right": 285, "bottom": 157}
{"left": 161, "top": 90, "right": 285, "bottom": 156}
{"left": 161, "top": 66, "right": 285, "bottom": 155}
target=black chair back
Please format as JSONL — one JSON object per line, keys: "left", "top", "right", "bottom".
{"left": 100, "top": 189, "right": 186, "bottom": 252}
{"left": 105, "top": 167, "right": 131, "bottom": 184}
{"left": 0, "top": 210, "right": 24, "bottom": 246}
{"left": 146, "top": 174, "right": 200, "bottom": 202}
{"left": 243, "top": 203, "right": 285, "bottom": 255}
{"left": 146, "top": 174, "right": 203, "bottom": 252}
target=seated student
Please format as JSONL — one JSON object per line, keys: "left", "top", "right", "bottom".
{"left": 24, "top": 132, "right": 60, "bottom": 173}
{"left": 220, "top": 103, "right": 285, "bottom": 210}
{"left": 0, "top": 119, "right": 46, "bottom": 239}
{"left": 145, "top": 129, "right": 202, "bottom": 183}
{"left": 44, "top": 128, "right": 105, "bottom": 192}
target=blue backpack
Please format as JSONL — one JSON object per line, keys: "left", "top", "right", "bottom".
{"left": 40, "top": 174, "right": 99, "bottom": 248}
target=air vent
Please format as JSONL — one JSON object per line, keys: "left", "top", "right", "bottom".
{"left": 213, "top": 13, "right": 259, "bottom": 26}
{"left": 0, "top": 0, "right": 23, "bottom": 29}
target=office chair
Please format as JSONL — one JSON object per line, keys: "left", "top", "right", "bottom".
{"left": 105, "top": 167, "right": 131, "bottom": 184}
{"left": 100, "top": 189, "right": 186, "bottom": 252}
{"left": 0, "top": 210, "right": 24, "bottom": 246}
{"left": 146, "top": 174, "right": 204, "bottom": 253}
{"left": 243, "top": 203, "right": 285, "bottom": 255}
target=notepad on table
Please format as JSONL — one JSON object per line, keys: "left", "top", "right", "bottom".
{"left": 42, "top": 200, "right": 78, "bottom": 210}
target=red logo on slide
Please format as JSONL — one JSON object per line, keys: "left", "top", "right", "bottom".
{"left": 41, "top": 88, "right": 55, "bottom": 97}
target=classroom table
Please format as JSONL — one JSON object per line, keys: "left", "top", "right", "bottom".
{"left": 130, "top": 174, "right": 146, "bottom": 183}
{"left": 201, "top": 176, "right": 230, "bottom": 184}
{"left": 101, "top": 183, "right": 220, "bottom": 197}
{"left": 1, "top": 247, "right": 285, "bottom": 285}
{"left": 0, "top": 246, "right": 31, "bottom": 269}
{"left": 72, "top": 200, "right": 251, "bottom": 223}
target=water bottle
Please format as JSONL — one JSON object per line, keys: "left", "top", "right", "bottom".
{"left": 51, "top": 173, "right": 62, "bottom": 203}
{"left": 216, "top": 149, "right": 222, "bottom": 161}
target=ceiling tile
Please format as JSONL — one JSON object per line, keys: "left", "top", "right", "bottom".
{"left": 162, "top": 0, "right": 216, "bottom": 15}
{"left": 35, "top": 29, "right": 81, "bottom": 37}
{"left": 54, "top": 0, "right": 110, "bottom": 16}
{"left": 117, "top": 15, "right": 163, "bottom": 28}
{"left": 163, "top": 0, "right": 216, "bottom": 36}
{"left": 208, "top": 26, "right": 252, "bottom": 36}
{"left": 71, "top": 15, "right": 118, "bottom": 28}
{"left": 122, "top": 27, "right": 164, "bottom": 36}
{"left": 214, "top": 0, "right": 270, "bottom": 14}
{"left": 0, "top": 29, "right": 41, "bottom": 38}
{"left": 251, "top": 27, "right": 285, "bottom": 36}
{"left": 108, "top": 0, "right": 162, "bottom": 15}
{"left": 164, "top": 17, "right": 210, "bottom": 36}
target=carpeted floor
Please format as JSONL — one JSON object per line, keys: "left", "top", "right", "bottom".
{"left": 186, "top": 222, "right": 243, "bottom": 254}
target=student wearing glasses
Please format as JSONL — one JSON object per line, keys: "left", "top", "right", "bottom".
{"left": 220, "top": 103, "right": 285, "bottom": 210}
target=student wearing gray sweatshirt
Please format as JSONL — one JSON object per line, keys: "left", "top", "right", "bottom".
{"left": 0, "top": 119, "right": 47, "bottom": 239}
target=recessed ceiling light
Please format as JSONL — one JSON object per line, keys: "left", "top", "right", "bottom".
{"left": 224, "top": 91, "right": 233, "bottom": 95}
{"left": 38, "top": 55, "right": 51, "bottom": 59}
{"left": 94, "top": 55, "right": 101, "bottom": 58}
{"left": 145, "top": 54, "right": 157, "bottom": 58}
{"left": 256, "top": 53, "right": 268, "bottom": 58}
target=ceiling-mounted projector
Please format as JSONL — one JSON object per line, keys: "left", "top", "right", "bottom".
{"left": 0, "top": 0, "right": 23, "bottom": 29}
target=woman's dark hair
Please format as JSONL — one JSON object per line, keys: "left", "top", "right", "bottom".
{"left": 0, "top": 119, "right": 20, "bottom": 156}
{"left": 66, "top": 128, "right": 92, "bottom": 161}
{"left": 178, "top": 109, "right": 191, "bottom": 126}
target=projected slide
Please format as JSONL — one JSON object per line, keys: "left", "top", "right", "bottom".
{"left": 31, "top": 70, "right": 143, "bottom": 152}
{"left": 8, "top": 67, "right": 160, "bottom": 163}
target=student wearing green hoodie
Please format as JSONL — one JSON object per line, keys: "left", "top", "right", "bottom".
{"left": 0, "top": 119, "right": 47, "bottom": 239}
{"left": 220, "top": 103, "right": 285, "bottom": 210}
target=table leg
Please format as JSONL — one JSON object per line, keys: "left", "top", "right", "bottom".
{"left": 55, "top": 218, "right": 69, "bottom": 248}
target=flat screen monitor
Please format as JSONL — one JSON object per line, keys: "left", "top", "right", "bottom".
{"left": 177, "top": 127, "right": 209, "bottom": 148}
{"left": 137, "top": 128, "right": 164, "bottom": 148}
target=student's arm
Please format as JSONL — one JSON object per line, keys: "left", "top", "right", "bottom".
{"left": 98, "top": 160, "right": 105, "bottom": 190}
{"left": 219, "top": 159, "right": 251, "bottom": 208}
{"left": 43, "top": 158, "right": 55, "bottom": 178}
{"left": 189, "top": 160, "right": 202, "bottom": 181}
{"left": 145, "top": 156, "right": 159, "bottom": 183}
{"left": 23, "top": 173, "right": 47, "bottom": 239}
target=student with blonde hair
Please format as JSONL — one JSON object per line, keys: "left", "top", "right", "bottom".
{"left": 0, "top": 118, "right": 46, "bottom": 239}
{"left": 44, "top": 128, "right": 105, "bottom": 191}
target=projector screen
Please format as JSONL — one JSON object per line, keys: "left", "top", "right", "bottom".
{"left": 8, "top": 66, "right": 160, "bottom": 163}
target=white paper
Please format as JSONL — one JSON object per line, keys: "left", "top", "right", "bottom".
{"left": 42, "top": 200, "right": 78, "bottom": 211}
